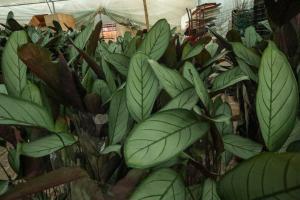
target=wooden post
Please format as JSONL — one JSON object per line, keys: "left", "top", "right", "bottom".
{"left": 143, "top": 0, "right": 150, "bottom": 30}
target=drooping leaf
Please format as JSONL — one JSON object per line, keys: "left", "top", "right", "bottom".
{"left": 2, "top": 30, "right": 28, "bottom": 97}
{"left": 109, "top": 89, "right": 130, "bottom": 144}
{"left": 138, "top": 19, "right": 171, "bottom": 60}
{"left": 231, "top": 42, "right": 261, "bottom": 67}
{"left": 126, "top": 53, "right": 159, "bottom": 122}
{"left": 86, "top": 20, "right": 102, "bottom": 55}
{"left": 102, "top": 47, "right": 129, "bottom": 76}
{"left": 256, "top": 41, "right": 299, "bottom": 151}
{"left": 237, "top": 58, "right": 258, "bottom": 82}
{"left": 69, "top": 23, "right": 94, "bottom": 59}
{"left": 20, "top": 133, "right": 76, "bottom": 157}
{"left": 129, "top": 169, "right": 185, "bottom": 200}
{"left": 0, "top": 93, "right": 54, "bottom": 130}
{"left": 215, "top": 103, "right": 233, "bottom": 136}
{"left": 223, "top": 135, "right": 262, "bottom": 159}
{"left": 102, "top": 58, "right": 117, "bottom": 92}
{"left": 182, "top": 42, "right": 204, "bottom": 61}
{"left": 125, "top": 36, "right": 138, "bottom": 57}
{"left": 211, "top": 67, "right": 249, "bottom": 92}
{"left": 149, "top": 60, "right": 192, "bottom": 97}
{"left": 92, "top": 79, "right": 112, "bottom": 103}
{"left": 100, "top": 144, "right": 122, "bottom": 156}
{"left": 242, "top": 26, "right": 262, "bottom": 48}
{"left": 160, "top": 88, "right": 198, "bottom": 111}
{"left": 184, "top": 62, "right": 211, "bottom": 109}
{"left": 202, "top": 178, "right": 220, "bottom": 200}
{"left": 124, "top": 109, "right": 209, "bottom": 168}
{"left": 206, "top": 42, "right": 219, "bottom": 57}
{"left": 0, "top": 167, "right": 87, "bottom": 200}
{"left": 219, "top": 153, "right": 300, "bottom": 200}
{"left": 21, "top": 81, "right": 43, "bottom": 106}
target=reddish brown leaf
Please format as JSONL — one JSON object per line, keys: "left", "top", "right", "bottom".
{"left": 18, "top": 43, "right": 85, "bottom": 110}
{"left": 1, "top": 167, "right": 88, "bottom": 200}
{"left": 87, "top": 20, "right": 102, "bottom": 55}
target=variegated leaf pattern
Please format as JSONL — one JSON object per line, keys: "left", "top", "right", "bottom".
{"left": 2, "top": 30, "right": 28, "bottom": 97}
{"left": 149, "top": 60, "right": 192, "bottom": 97}
{"left": 109, "top": 89, "right": 130, "bottom": 144}
{"left": 138, "top": 19, "right": 171, "bottom": 60}
{"left": 0, "top": 93, "right": 54, "bottom": 130}
{"left": 182, "top": 42, "right": 204, "bottom": 61}
{"left": 223, "top": 135, "right": 262, "bottom": 159}
{"left": 202, "top": 179, "right": 220, "bottom": 200}
{"left": 124, "top": 109, "right": 209, "bottom": 168}
{"left": 160, "top": 88, "right": 198, "bottom": 111}
{"left": 126, "top": 52, "right": 159, "bottom": 122}
{"left": 21, "top": 81, "right": 43, "bottom": 106}
{"left": 130, "top": 169, "right": 185, "bottom": 200}
{"left": 256, "top": 42, "right": 299, "bottom": 151}
{"left": 231, "top": 42, "right": 261, "bottom": 67}
{"left": 219, "top": 153, "right": 300, "bottom": 200}
{"left": 211, "top": 67, "right": 249, "bottom": 92}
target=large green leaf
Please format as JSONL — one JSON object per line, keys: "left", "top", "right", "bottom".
{"left": 126, "top": 53, "right": 159, "bottom": 122}
{"left": 2, "top": 30, "right": 28, "bottom": 97}
{"left": 0, "top": 94, "right": 54, "bottom": 130}
{"left": 21, "top": 81, "right": 43, "bottom": 106}
{"left": 69, "top": 23, "right": 93, "bottom": 59}
{"left": 149, "top": 60, "right": 192, "bottom": 97}
{"left": 102, "top": 58, "right": 117, "bottom": 92}
{"left": 237, "top": 58, "right": 258, "bottom": 82}
{"left": 182, "top": 43, "right": 204, "bottom": 61}
{"left": 231, "top": 42, "right": 261, "bottom": 67}
{"left": 202, "top": 179, "right": 220, "bottom": 200}
{"left": 124, "top": 109, "right": 209, "bottom": 168}
{"left": 186, "top": 184, "right": 202, "bottom": 200}
{"left": 20, "top": 133, "right": 76, "bottom": 157}
{"left": 215, "top": 102, "right": 233, "bottom": 136}
{"left": 130, "top": 169, "right": 185, "bottom": 200}
{"left": 211, "top": 67, "right": 249, "bottom": 92}
{"left": 223, "top": 135, "right": 262, "bottom": 159}
{"left": 138, "top": 19, "right": 171, "bottom": 60}
{"left": 281, "top": 118, "right": 300, "bottom": 152}
{"left": 92, "top": 79, "right": 112, "bottom": 103}
{"left": 161, "top": 88, "right": 198, "bottom": 111}
{"left": 109, "top": 89, "right": 130, "bottom": 145}
{"left": 206, "top": 42, "right": 219, "bottom": 57}
{"left": 256, "top": 42, "right": 299, "bottom": 151}
{"left": 184, "top": 62, "right": 211, "bottom": 109}
{"left": 219, "top": 153, "right": 300, "bottom": 200}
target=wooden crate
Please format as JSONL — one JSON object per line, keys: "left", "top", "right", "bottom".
{"left": 29, "top": 14, "right": 47, "bottom": 27}
{"left": 44, "top": 13, "right": 75, "bottom": 31}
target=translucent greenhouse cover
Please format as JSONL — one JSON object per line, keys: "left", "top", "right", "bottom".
{"left": 0, "top": 0, "right": 196, "bottom": 28}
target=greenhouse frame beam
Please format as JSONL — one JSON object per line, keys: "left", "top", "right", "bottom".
{"left": 0, "top": 0, "right": 69, "bottom": 8}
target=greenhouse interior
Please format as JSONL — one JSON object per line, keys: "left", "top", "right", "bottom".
{"left": 0, "top": 0, "right": 299, "bottom": 199}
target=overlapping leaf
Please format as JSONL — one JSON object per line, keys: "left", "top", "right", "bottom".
{"left": 21, "top": 81, "right": 43, "bottom": 106}
{"left": 237, "top": 58, "right": 258, "bottom": 82}
{"left": 130, "top": 169, "right": 185, "bottom": 200}
{"left": 211, "top": 67, "right": 249, "bottom": 92}
{"left": 182, "top": 42, "right": 204, "bottom": 61}
{"left": 124, "top": 109, "right": 209, "bottom": 168}
{"left": 256, "top": 42, "right": 299, "bottom": 151}
{"left": 109, "top": 89, "right": 130, "bottom": 144}
{"left": 126, "top": 52, "right": 159, "bottom": 122}
{"left": 215, "top": 103, "right": 233, "bottom": 135}
{"left": 219, "top": 153, "right": 300, "bottom": 200}
{"left": 2, "top": 30, "right": 28, "bottom": 97}
{"left": 231, "top": 42, "right": 261, "bottom": 67}
{"left": 223, "top": 135, "right": 262, "bottom": 159}
{"left": 202, "top": 179, "right": 220, "bottom": 200}
{"left": 0, "top": 94, "right": 54, "bottom": 130}
{"left": 149, "top": 60, "right": 192, "bottom": 97}
{"left": 242, "top": 26, "right": 262, "bottom": 48}
{"left": 138, "top": 19, "right": 171, "bottom": 60}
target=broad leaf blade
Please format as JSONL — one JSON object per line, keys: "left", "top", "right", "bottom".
{"left": 231, "top": 42, "right": 261, "bottom": 67}
{"left": 109, "top": 89, "right": 130, "bottom": 144}
{"left": 223, "top": 135, "right": 262, "bottom": 159}
{"left": 256, "top": 41, "right": 299, "bottom": 151}
{"left": 202, "top": 178, "right": 220, "bottom": 200}
{"left": 215, "top": 103, "right": 233, "bottom": 136}
{"left": 138, "top": 19, "right": 171, "bottom": 60}
{"left": 211, "top": 67, "right": 249, "bottom": 92}
{"left": 219, "top": 153, "right": 300, "bottom": 200}
{"left": 124, "top": 109, "right": 209, "bottom": 168}
{"left": 149, "top": 60, "right": 192, "bottom": 97}
{"left": 21, "top": 81, "right": 43, "bottom": 106}
{"left": 130, "top": 169, "right": 185, "bottom": 200}
{"left": 242, "top": 26, "right": 262, "bottom": 48}
{"left": 21, "top": 133, "right": 76, "bottom": 157}
{"left": 2, "top": 30, "right": 28, "bottom": 97}
{"left": 0, "top": 94, "right": 54, "bottom": 130}
{"left": 182, "top": 43, "right": 204, "bottom": 61}
{"left": 126, "top": 53, "right": 159, "bottom": 122}
{"left": 237, "top": 58, "right": 258, "bottom": 82}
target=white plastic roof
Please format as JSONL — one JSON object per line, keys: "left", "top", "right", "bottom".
{"left": 0, "top": 0, "right": 198, "bottom": 28}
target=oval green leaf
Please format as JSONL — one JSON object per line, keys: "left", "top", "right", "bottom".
{"left": 138, "top": 19, "right": 171, "bottom": 60}
{"left": 2, "top": 30, "right": 28, "bottom": 97}
{"left": 21, "top": 81, "right": 43, "bottom": 106}
{"left": 215, "top": 102, "right": 233, "bottom": 136}
{"left": 202, "top": 178, "right": 220, "bottom": 200}
{"left": 126, "top": 52, "right": 159, "bottom": 122}
{"left": 182, "top": 42, "right": 204, "bottom": 61}
{"left": 219, "top": 153, "right": 300, "bottom": 200}
{"left": 256, "top": 42, "right": 299, "bottom": 151}
{"left": 231, "top": 42, "right": 261, "bottom": 67}
{"left": 124, "top": 109, "right": 209, "bottom": 168}
{"left": 130, "top": 168, "right": 185, "bottom": 200}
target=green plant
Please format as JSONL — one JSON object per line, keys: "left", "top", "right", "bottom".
{"left": 0, "top": 13, "right": 299, "bottom": 200}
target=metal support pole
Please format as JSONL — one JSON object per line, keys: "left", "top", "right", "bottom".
{"left": 142, "top": 0, "right": 150, "bottom": 30}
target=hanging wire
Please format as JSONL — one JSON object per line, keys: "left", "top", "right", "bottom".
{"left": 45, "top": 0, "right": 53, "bottom": 14}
